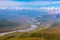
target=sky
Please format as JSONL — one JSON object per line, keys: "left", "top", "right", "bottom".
{"left": 0, "top": 0, "right": 60, "bottom": 9}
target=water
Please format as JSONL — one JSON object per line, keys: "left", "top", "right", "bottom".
{"left": 0, "top": 25, "right": 37, "bottom": 36}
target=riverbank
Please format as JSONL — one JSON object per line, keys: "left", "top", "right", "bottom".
{"left": 0, "top": 25, "right": 37, "bottom": 36}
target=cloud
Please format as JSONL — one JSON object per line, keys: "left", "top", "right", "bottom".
{"left": 0, "top": 1, "right": 60, "bottom": 14}
{"left": 0, "top": 1, "right": 60, "bottom": 9}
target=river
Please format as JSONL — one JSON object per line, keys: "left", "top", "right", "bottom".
{"left": 0, "top": 25, "right": 37, "bottom": 36}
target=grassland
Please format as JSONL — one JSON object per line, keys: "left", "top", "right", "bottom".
{"left": 0, "top": 26, "right": 60, "bottom": 40}
{"left": 0, "top": 20, "right": 30, "bottom": 33}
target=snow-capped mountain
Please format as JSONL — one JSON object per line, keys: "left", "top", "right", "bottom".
{"left": 40, "top": 7, "right": 60, "bottom": 15}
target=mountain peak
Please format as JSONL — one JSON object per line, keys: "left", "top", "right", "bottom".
{"left": 40, "top": 7, "right": 60, "bottom": 15}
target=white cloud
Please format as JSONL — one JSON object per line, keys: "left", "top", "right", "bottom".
{"left": 0, "top": 1, "right": 60, "bottom": 7}
{"left": 0, "top": 1, "right": 60, "bottom": 9}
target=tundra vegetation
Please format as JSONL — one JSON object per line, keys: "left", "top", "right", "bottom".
{"left": 0, "top": 26, "right": 60, "bottom": 40}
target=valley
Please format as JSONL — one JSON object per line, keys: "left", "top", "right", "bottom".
{"left": 0, "top": 9, "right": 60, "bottom": 40}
